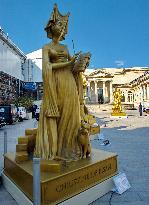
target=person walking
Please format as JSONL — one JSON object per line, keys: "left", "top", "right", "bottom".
{"left": 139, "top": 103, "right": 143, "bottom": 116}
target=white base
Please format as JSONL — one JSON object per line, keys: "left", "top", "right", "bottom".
{"left": 2, "top": 173, "right": 32, "bottom": 205}
{"left": 110, "top": 115, "right": 128, "bottom": 119}
{"left": 2, "top": 173, "right": 116, "bottom": 205}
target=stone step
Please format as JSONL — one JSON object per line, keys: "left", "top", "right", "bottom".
{"left": 15, "top": 151, "right": 28, "bottom": 163}
{"left": 25, "top": 128, "right": 37, "bottom": 136}
{"left": 18, "top": 137, "right": 28, "bottom": 144}
{"left": 16, "top": 144, "right": 27, "bottom": 152}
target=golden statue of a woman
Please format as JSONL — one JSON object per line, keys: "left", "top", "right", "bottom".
{"left": 35, "top": 4, "right": 90, "bottom": 160}
{"left": 112, "top": 88, "right": 122, "bottom": 113}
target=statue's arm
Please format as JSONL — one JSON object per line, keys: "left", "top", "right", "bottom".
{"left": 52, "top": 60, "right": 73, "bottom": 69}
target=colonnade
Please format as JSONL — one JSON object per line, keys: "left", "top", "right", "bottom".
{"left": 87, "top": 80, "right": 113, "bottom": 103}
{"left": 134, "top": 83, "right": 149, "bottom": 102}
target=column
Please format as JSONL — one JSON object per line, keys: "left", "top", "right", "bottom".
{"left": 87, "top": 81, "right": 91, "bottom": 101}
{"left": 142, "top": 85, "right": 146, "bottom": 108}
{"left": 94, "top": 81, "right": 98, "bottom": 103}
{"left": 109, "top": 81, "right": 113, "bottom": 103}
{"left": 145, "top": 84, "right": 147, "bottom": 100}
{"left": 125, "top": 90, "right": 128, "bottom": 103}
{"left": 102, "top": 81, "right": 105, "bottom": 103}
{"left": 140, "top": 86, "right": 143, "bottom": 103}
{"left": 147, "top": 83, "right": 149, "bottom": 100}
{"left": 143, "top": 85, "right": 145, "bottom": 101}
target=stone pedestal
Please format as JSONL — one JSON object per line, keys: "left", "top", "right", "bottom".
{"left": 2, "top": 172, "right": 116, "bottom": 205}
{"left": 4, "top": 149, "right": 118, "bottom": 205}
{"left": 111, "top": 112, "right": 127, "bottom": 119}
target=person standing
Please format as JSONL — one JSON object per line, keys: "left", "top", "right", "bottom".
{"left": 32, "top": 104, "right": 37, "bottom": 118}
{"left": 139, "top": 103, "right": 143, "bottom": 116}
{"left": 35, "top": 107, "right": 40, "bottom": 121}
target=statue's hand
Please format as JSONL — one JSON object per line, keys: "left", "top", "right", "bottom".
{"left": 71, "top": 51, "right": 81, "bottom": 62}
{"left": 69, "top": 51, "right": 81, "bottom": 67}
{"left": 74, "top": 51, "right": 82, "bottom": 57}
{"left": 69, "top": 56, "right": 77, "bottom": 67}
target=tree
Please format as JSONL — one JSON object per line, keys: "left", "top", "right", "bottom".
{"left": 14, "top": 96, "right": 33, "bottom": 112}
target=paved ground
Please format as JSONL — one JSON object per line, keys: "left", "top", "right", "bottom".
{"left": 89, "top": 105, "right": 149, "bottom": 205}
{"left": 0, "top": 105, "right": 149, "bottom": 205}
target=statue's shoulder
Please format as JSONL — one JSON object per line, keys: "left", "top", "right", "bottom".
{"left": 42, "top": 43, "right": 52, "bottom": 50}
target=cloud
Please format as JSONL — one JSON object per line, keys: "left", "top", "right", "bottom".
{"left": 115, "top": 60, "right": 125, "bottom": 67}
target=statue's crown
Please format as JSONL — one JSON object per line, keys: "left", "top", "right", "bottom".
{"left": 44, "top": 4, "right": 70, "bottom": 40}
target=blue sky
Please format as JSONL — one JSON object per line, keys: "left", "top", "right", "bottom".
{"left": 0, "top": 0, "right": 149, "bottom": 68}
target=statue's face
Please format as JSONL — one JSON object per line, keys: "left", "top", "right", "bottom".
{"left": 52, "top": 25, "right": 61, "bottom": 36}
{"left": 50, "top": 21, "right": 64, "bottom": 39}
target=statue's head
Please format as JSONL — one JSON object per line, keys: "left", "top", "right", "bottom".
{"left": 45, "top": 4, "right": 70, "bottom": 41}
{"left": 79, "top": 127, "right": 89, "bottom": 137}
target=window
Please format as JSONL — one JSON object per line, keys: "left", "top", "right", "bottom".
{"left": 121, "top": 92, "right": 125, "bottom": 102}
{"left": 128, "top": 91, "right": 133, "bottom": 102}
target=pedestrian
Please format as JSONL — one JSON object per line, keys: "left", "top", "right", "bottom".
{"left": 35, "top": 107, "right": 40, "bottom": 121}
{"left": 139, "top": 103, "right": 142, "bottom": 116}
{"left": 32, "top": 104, "right": 37, "bottom": 118}
{"left": 98, "top": 94, "right": 100, "bottom": 108}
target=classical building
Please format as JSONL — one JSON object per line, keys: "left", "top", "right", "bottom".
{"left": 86, "top": 70, "right": 113, "bottom": 103}
{"left": 85, "top": 67, "right": 149, "bottom": 106}
{"left": 130, "top": 71, "right": 149, "bottom": 108}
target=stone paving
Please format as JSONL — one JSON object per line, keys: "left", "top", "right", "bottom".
{"left": 89, "top": 104, "right": 149, "bottom": 205}
{"left": 0, "top": 105, "right": 149, "bottom": 205}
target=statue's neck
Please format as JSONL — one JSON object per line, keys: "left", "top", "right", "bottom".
{"left": 52, "top": 37, "right": 60, "bottom": 45}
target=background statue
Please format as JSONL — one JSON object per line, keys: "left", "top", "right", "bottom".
{"left": 35, "top": 4, "right": 91, "bottom": 160}
{"left": 112, "top": 88, "right": 122, "bottom": 113}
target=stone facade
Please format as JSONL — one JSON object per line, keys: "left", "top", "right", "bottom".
{"left": 130, "top": 71, "right": 149, "bottom": 108}
{"left": 85, "top": 67, "right": 149, "bottom": 107}
{"left": 0, "top": 28, "right": 26, "bottom": 80}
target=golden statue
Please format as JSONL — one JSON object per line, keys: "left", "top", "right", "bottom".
{"left": 112, "top": 88, "right": 122, "bottom": 113}
{"left": 3, "top": 5, "right": 118, "bottom": 205}
{"left": 4, "top": 5, "right": 117, "bottom": 205}
{"left": 111, "top": 88, "right": 126, "bottom": 116}
{"left": 35, "top": 4, "right": 92, "bottom": 160}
